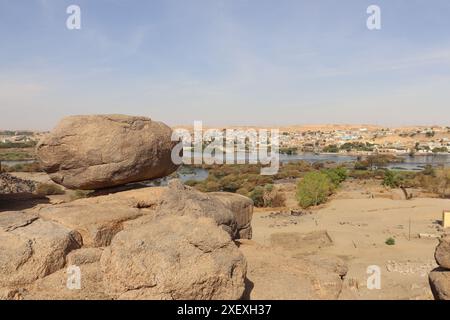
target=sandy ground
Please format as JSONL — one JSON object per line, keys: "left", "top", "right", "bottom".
{"left": 251, "top": 180, "right": 449, "bottom": 299}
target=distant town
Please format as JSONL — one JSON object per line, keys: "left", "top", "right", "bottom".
{"left": 2, "top": 125, "right": 450, "bottom": 156}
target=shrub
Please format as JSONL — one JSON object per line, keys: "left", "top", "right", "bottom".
{"left": 322, "top": 167, "right": 347, "bottom": 187}
{"left": 36, "top": 183, "right": 65, "bottom": 196}
{"left": 249, "top": 186, "right": 265, "bottom": 207}
{"left": 385, "top": 237, "right": 396, "bottom": 245}
{"left": 422, "top": 165, "right": 436, "bottom": 177}
{"left": 296, "top": 172, "right": 334, "bottom": 208}
{"left": 382, "top": 170, "right": 399, "bottom": 188}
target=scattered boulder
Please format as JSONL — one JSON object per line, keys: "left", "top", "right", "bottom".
{"left": 209, "top": 192, "right": 253, "bottom": 239}
{"left": 101, "top": 215, "right": 247, "bottom": 300}
{"left": 36, "top": 114, "right": 178, "bottom": 190}
{"left": 429, "top": 236, "right": 450, "bottom": 300}
{"left": 429, "top": 269, "right": 450, "bottom": 300}
{"left": 435, "top": 236, "right": 450, "bottom": 270}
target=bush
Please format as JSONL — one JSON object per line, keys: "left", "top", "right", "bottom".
{"left": 422, "top": 165, "right": 436, "bottom": 177}
{"left": 36, "top": 183, "right": 65, "bottom": 196}
{"left": 385, "top": 237, "right": 396, "bottom": 246}
{"left": 296, "top": 172, "right": 334, "bottom": 208}
{"left": 322, "top": 167, "right": 347, "bottom": 187}
{"left": 382, "top": 170, "right": 399, "bottom": 188}
{"left": 249, "top": 186, "right": 265, "bottom": 207}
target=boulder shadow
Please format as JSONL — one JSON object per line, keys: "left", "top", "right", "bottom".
{"left": 0, "top": 194, "right": 50, "bottom": 212}
{"left": 241, "top": 277, "right": 254, "bottom": 300}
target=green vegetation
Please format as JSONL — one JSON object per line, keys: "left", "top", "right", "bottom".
{"left": 322, "top": 145, "right": 339, "bottom": 153}
{"left": 382, "top": 170, "right": 401, "bottom": 188}
{"left": 353, "top": 154, "right": 402, "bottom": 170}
{"left": 0, "top": 141, "right": 37, "bottom": 149}
{"left": 279, "top": 147, "right": 298, "bottom": 155}
{"left": 339, "top": 142, "right": 375, "bottom": 152}
{"left": 0, "top": 130, "right": 34, "bottom": 136}
{"left": 321, "top": 167, "right": 347, "bottom": 187}
{"left": 1, "top": 162, "right": 42, "bottom": 172}
{"left": 36, "top": 183, "right": 65, "bottom": 196}
{"left": 385, "top": 237, "right": 396, "bottom": 246}
{"left": 0, "top": 151, "right": 34, "bottom": 161}
{"left": 296, "top": 171, "right": 334, "bottom": 208}
{"left": 432, "top": 147, "right": 448, "bottom": 153}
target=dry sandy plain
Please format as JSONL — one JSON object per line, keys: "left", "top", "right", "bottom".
{"left": 247, "top": 180, "right": 449, "bottom": 300}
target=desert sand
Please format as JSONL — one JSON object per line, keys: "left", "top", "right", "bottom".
{"left": 244, "top": 179, "right": 448, "bottom": 300}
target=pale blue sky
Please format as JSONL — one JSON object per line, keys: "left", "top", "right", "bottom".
{"left": 1, "top": 0, "right": 450, "bottom": 130}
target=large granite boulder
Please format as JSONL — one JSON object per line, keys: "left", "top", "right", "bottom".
{"left": 100, "top": 215, "right": 247, "bottom": 300}
{"left": 36, "top": 115, "right": 178, "bottom": 190}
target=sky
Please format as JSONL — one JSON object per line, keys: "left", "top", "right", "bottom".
{"left": 1, "top": 0, "right": 450, "bottom": 130}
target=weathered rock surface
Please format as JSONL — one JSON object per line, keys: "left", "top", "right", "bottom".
{"left": 101, "top": 215, "right": 247, "bottom": 300}
{"left": 66, "top": 248, "right": 103, "bottom": 266}
{"left": 21, "top": 262, "right": 109, "bottom": 300}
{"left": 36, "top": 114, "right": 178, "bottom": 190}
{"left": 209, "top": 192, "right": 253, "bottom": 239}
{"left": 37, "top": 197, "right": 144, "bottom": 247}
{"left": 429, "top": 269, "right": 450, "bottom": 300}
{"left": 435, "top": 236, "right": 450, "bottom": 270}
{"left": 157, "top": 180, "right": 239, "bottom": 239}
{"left": 0, "top": 213, "right": 82, "bottom": 287}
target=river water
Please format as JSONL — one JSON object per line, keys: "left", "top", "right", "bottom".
{"left": 3, "top": 154, "right": 449, "bottom": 185}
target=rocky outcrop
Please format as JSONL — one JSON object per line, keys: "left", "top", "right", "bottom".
{"left": 101, "top": 215, "right": 247, "bottom": 300}
{"left": 209, "top": 192, "right": 253, "bottom": 239}
{"left": 429, "top": 270, "right": 450, "bottom": 300}
{"left": 429, "top": 236, "right": 450, "bottom": 300}
{"left": 435, "top": 236, "right": 450, "bottom": 270}
{"left": 0, "top": 184, "right": 252, "bottom": 300}
{"left": 157, "top": 180, "right": 240, "bottom": 239}
{"left": 36, "top": 115, "right": 178, "bottom": 190}
{"left": 37, "top": 196, "right": 144, "bottom": 247}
